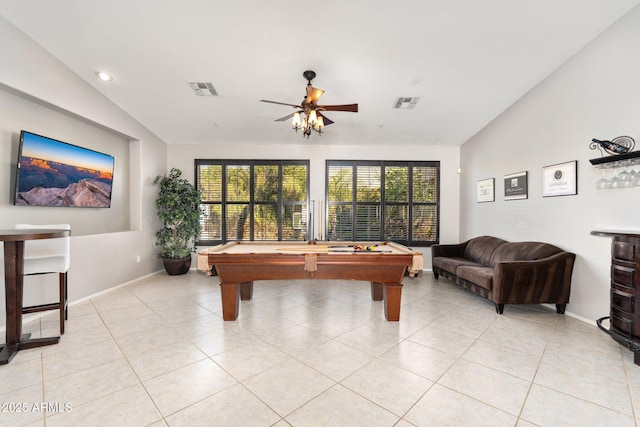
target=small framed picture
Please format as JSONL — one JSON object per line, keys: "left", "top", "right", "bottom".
{"left": 504, "top": 171, "right": 528, "bottom": 200}
{"left": 542, "top": 160, "right": 577, "bottom": 197}
{"left": 477, "top": 178, "right": 495, "bottom": 202}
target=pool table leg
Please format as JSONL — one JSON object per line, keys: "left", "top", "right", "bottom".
{"left": 240, "top": 282, "right": 253, "bottom": 300}
{"left": 383, "top": 283, "right": 403, "bottom": 321}
{"left": 220, "top": 282, "right": 240, "bottom": 321}
{"left": 220, "top": 281, "right": 254, "bottom": 321}
{"left": 371, "top": 282, "right": 383, "bottom": 301}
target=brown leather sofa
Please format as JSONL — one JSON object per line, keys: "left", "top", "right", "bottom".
{"left": 431, "top": 236, "right": 575, "bottom": 314}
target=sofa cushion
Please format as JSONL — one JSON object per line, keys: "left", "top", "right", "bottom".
{"left": 464, "top": 236, "right": 508, "bottom": 266}
{"left": 456, "top": 265, "right": 494, "bottom": 290}
{"left": 433, "top": 257, "right": 483, "bottom": 275}
{"left": 489, "top": 241, "right": 562, "bottom": 266}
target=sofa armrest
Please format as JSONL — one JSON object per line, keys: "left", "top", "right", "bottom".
{"left": 431, "top": 241, "right": 468, "bottom": 259}
{"left": 492, "top": 252, "right": 576, "bottom": 305}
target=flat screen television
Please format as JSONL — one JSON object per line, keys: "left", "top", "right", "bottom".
{"left": 14, "top": 130, "right": 115, "bottom": 208}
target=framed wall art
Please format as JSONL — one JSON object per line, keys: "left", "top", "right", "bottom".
{"left": 542, "top": 160, "right": 577, "bottom": 197}
{"left": 477, "top": 178, "right": 495, "bottom": 202}
{"left": 504, "top": 171, "right": 528, "bottom": 200}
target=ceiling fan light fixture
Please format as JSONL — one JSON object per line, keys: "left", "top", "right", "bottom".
{"left": 292, "top": 112, "right": 302, "bottom": 129}
{"left": 261, "top": 70, "right": 358, "bottom": 139}
{"left": 314, "top": 116, "right": 324, "bottom": 133}
{"left": 308, "top": 109, "right": 318, "bottom": 126}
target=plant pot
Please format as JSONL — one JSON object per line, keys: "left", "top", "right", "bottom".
{"left": 162, "top": 255, "right": 192, "bottom": 275}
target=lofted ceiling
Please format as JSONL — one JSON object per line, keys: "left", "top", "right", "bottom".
{"left": 1, "top": 0, "right": 639, "bottom": 146}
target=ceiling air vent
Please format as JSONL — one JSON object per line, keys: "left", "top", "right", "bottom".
{"left": 393, "top": 97, "right": 420, "bottom": 109}
{"left": 188, "top": 82, "right": 218, "bottom": 96}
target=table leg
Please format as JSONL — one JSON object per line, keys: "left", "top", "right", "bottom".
{"left": 4, "top": 241, "right": 22, "bottom": 346}
{"left": 370, "top": 282, "right": 383, "bottom": 301}
{"left": 1, "top": 241, "right": 61, "bottom": 365}
{"left": 220, "top": 282, "right": 240, "bottom": 321}
{"left": 240, "top": 282, "right": 254, "bottom": 300}
{"left": 2, "top": 241, "right": 22, "bottom": 364}
{"left": 0, "top": 343, "right": 18, "bottom": 365}
{"left": 383, "top": 283, "right": 403, "bottom": 321}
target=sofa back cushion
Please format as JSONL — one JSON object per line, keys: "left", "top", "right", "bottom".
{"left": 489, "top": 241, "right": 563, "bottom": 266}
{"left": 464, "top": 236, "right": 508, "bottom": 266}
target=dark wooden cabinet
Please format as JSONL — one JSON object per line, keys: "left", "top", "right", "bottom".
{"left": 591, "top": 230, "right": 640, "bottom": 366}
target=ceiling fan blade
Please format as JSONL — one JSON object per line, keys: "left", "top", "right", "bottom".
{"left": 260, "top": 99, "right": 301, "bottom": 108}
{"left": 318, "top": 103, "right": 358, "bottom": 113}
{"left": 317, "top": 112, "right": 334, "bottom": 126}
{"left": 275, "top": 111, "right": 302, "bottom": 122}
{"left": 305, "top": 86, "right": 325, "bottom": 105}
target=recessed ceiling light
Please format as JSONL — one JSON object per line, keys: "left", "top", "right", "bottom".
{"left": 95, "top": 71, "right": 113, "bottom": 81}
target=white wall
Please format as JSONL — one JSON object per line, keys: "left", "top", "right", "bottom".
{"left": 0, "top": 16, "right": 168, "bottom": 328}
{"left": 0, "top": 87, "right": 131, "bottom": 234}
{"left": 460, "top": 5, "right": 640, "bottom": 321}
{"left": 167, "top": 141, "right": 461, "bottom": 266}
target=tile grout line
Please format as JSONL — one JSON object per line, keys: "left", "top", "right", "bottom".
{"left": 514, "top": 320, "right": 552, "bottom": 426}
{"left": 90, "top": 295, "right": 166, "bottom": 425}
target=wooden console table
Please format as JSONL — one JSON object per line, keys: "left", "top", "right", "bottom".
{"left": 591, "top": 230, "right": 640, "bottom": 366}
{"left": 0, "top": 229, "right": 70, "bottom": 365}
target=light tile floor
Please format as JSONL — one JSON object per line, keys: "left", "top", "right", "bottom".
{"left": 1, "top": 271, "right": 638, "bottom": 427}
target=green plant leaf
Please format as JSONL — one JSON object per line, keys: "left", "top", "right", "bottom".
{"left": 154, "top": 168, "right": 203, "bottom": 258}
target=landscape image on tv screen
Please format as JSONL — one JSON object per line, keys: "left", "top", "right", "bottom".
{"left": 14, "top": 131, "right": 115, "bottom": 208}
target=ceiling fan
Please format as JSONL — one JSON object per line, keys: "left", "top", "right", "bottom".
{"left": 260, "top": 70, "right": 358, "bottom": 137}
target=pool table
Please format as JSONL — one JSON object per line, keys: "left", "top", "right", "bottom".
{"left": 200, "top": 241, "right": 422, "bottom": 321}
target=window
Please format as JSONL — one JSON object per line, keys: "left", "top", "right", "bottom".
{"left": 326, "top": 160, "right": 439, "bottom": 246}
{"left": 196, "top": 160, "right": 309, "bottom": 245}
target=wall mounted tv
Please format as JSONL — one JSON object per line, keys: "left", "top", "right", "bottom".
{"left": 14, "top": 130, "right": 115, "bottom": 208}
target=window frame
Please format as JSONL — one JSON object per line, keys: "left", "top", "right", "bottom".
{"left": 325, "top": 160, "right": 440, "bottom": 247}
{"left": 195, "top": 159, "right": 310, "bottom": 245}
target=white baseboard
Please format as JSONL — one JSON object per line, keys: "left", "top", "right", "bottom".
{"left": 540, "top": 303, "right": 596, "bottom": 326}
{"left": 0, "top": 269, "right": 165, "bottom": 334}
{"left": 69, "top": 269, "right": 165, "bottom": 307}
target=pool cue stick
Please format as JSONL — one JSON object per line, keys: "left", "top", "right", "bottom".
{"left": 274, "top": 246, "right": 392, "bottom": 253}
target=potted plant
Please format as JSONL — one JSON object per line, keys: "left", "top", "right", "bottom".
{"left": 153, "top": 168, "right": 202, "bottom": 275}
